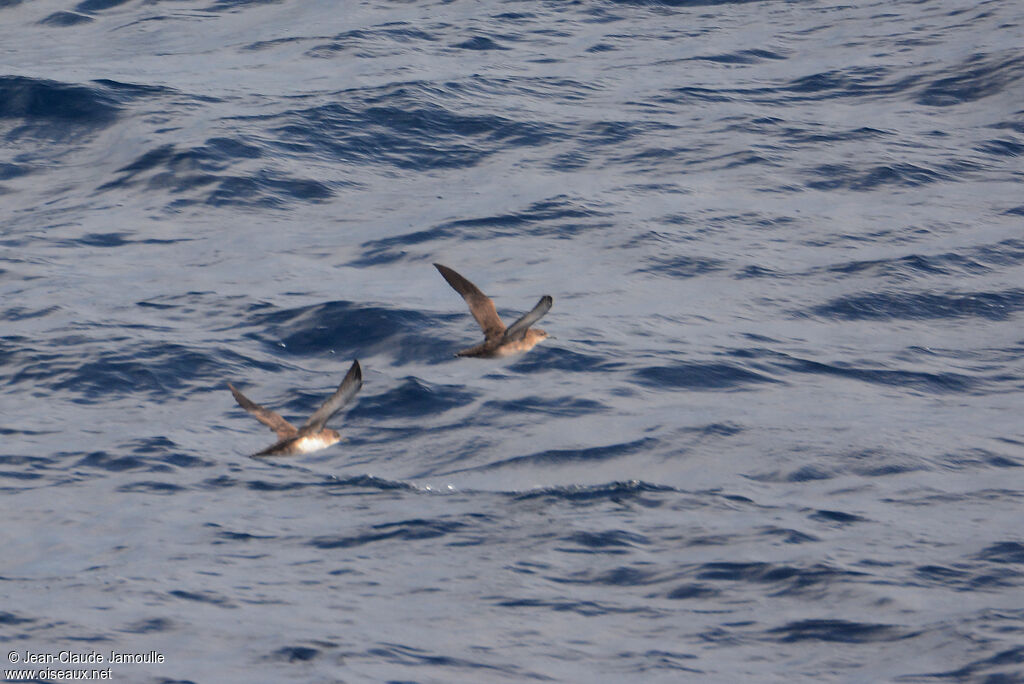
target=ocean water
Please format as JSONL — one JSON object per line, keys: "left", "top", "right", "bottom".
{"left": 2, "top": 0, "right": 1023, "bottom": 681}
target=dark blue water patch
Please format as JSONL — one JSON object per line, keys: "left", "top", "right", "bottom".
{"left": 348, "top": 227, "right": 450, "bottom": 266}
{"left": 659, "top": 52, "right": 1021, "bottom": 109}
{"left": 904, "top": 645, "right": 1024, "bottom": 681}
{"left": 853, "top": 461, "right": 927, "bottom": 478}
{"left": 39, "top": 11, "right": 93, "bottom": 26}
{"left": 265, "top": 646, "right": 322, "bottom": 663}
{"left": 203, "top": 0, "right": 284, "bottom": 12}
{"left": 437, "top": 192, "right": 603, "bottom": 236}
{"left": 917, "top": 52, "right": 1024, "bottom": 107}
{"left": 361, "top": 643, "right": 528, "bottom": 677}
{"left": 614, "top": 650, "right": 702, "bottom": 675}
{"left": 120, "top": 617, "right": 174, "bottom": 634}
{"left": 0, "top": 611, "right": 33, "bottom": 625}
{"left": 109, "top": 138, "right": 261, "bottom": 178}
{"left": 556, "top": 565, "right": 662, "bottom": 586}
{"left": 805, "top": 162, "right": 949, "bottom": 191}
{"left": 559, "top": 529, "right": 650, "bottom": 554}
{"left": 0, "top": 454, "right": 56, "bottom": 474}
{"left": 117, "top": 481, "right": 186, "bottom": 494}
{"left": 97, "top": 138, "right": 330, "bottom": 208}
{"left": 76, "top": 0, "right": 131, "bottom": 10}
{"left": 247, "top": 300, "right": 444, "bottom": 364}
{"left": 199, "top": 472, "right": 416, "bottom": 494}
{"left": 666, "top": 583, "right": 720, "bottom": 599}
{"left": 975, "top": 138, "right": 1024, "bottom": 157}
{"left": 972, "top": 238, "right": 1024, "bottom": 267}
{"left": 770, "top": 355, "right": 979, "bottom": 394}
{"left": 350, "top": 195, "right": 607, "bottom": 264}
{"left": 759, "top": 527, "right": 819, "bottom": 544}
{"left": 0, "top": 161, "right": 30, "bottom": 180}
{"left": 480, "top": 437, "right": 658, "bottom": 471}
{"left": 481, "top": 346, "right": 617, "bottom": 376}
{"left": 694, "top": 562, "right": 865, "bottom": 597}
{"left": 91, "top": 78, "right": 176, "bottom": 102}
{"left": 914, "top": 564, "right": 971, "bottom": 583}
{"left": 480, "top": 395, "right": 607, "bottom": 419}
{"left": 776, "top": 125, "right": 892, "bottom": 146}
{"left": 0, "top": 76, "right": 119, "bottom": 136}
{"left": 580, "top": 119, "right": 680, "bottom": 147}
{"left": 818, "top": 251, "right": 992, "bottom": 281}
{"left": 765, "top": 619, "right": 917, "bottom": 643}
{"left": 0, "top": 469, "right": 44, "bottom": 481}
{"left": 202, "top": 172, "right": 333, "bottom": 207}
{"left": 122, "top": 437, "right": 209, "bottom": 468}
{"left": 633, "top": 362, "right": 780, "bottom": 391}
{"left": 308, "top": 518, "right": 468, "bottom": 549}
{"left": 493, "top": 597, "right": 658, "bottom": 618}
{"left": 259, "top": 86, "right": 562, "bottom": 172}
{"left": 910, "top": 561, "right": 1021, "bottom": 594}
{"left": 444, "top": 74, "right": 600, "bottom": 103}
{"left": 942, "top": 448, "right": 1021, "bottom": 470}
{"left": 656, "top": 85, "right": 734, "bottom": 104}
{"left": 784, "top": 65, "right": 921, "bottom": 100}
{"left": 807, "top": 288, "right": 1024, "bottom": 322}
{"left": 346, "top": 376, "right": 476, "bottom": 420}
{"left": 635, "top": 255, "right": 726, "bottom": 279}
{"left": 208, "top": 524, "right": 277, "bottom": 543}
{"left": 975, "top": 542, "right": 1024, "bottom": 564}
{"left": 745, "top": 464, "right": 836, "bottom": 483}
{"left": 689, "top": 48, "right": 788, "bottom": 65}
{"left": 244, "top": 35, "right": 319, "bottom": 51}
{"left": 304, "top": 25, "right": 442, "bottom": 58}
{"left": 452, "top": 36, "right": 509, "bottom": 51}
{"left": 168, "top": 589, "right": 236, "bottom": 608}
{"left": 809, "top": 509, "right": 867, "bottom": 525}
{"left": 548, "top": 149, "right": 590, "bottom": 170}
{"left": 611, "top": 143, "right": 689, "bottom": 167}
{"left": 48, "top": 342, "right": 229, "bottom": 402}
{"left": 512, "top": 480, "right": 674, "bottom": 505}
{"left": 2, "top": 304, "right": 60, "bottom": 321}
{"left": 966, "top": 569, "right": 1022, "bottom": 591}
{"left": 683, "top": 422, "right": 743, "bottom": 438}
{"left": 58, "top": 232, "right": 191, "bottom": 248}
{"left": 69, "top": 451, "right": 171, "bottom": 473}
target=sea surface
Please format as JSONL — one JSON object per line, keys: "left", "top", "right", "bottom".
{"left": 2, "top": 0, "right": 1023, "bottom": 682}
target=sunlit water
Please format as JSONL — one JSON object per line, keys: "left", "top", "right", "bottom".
{"left": 2, "top": 0, "right": 1022, "bottom": 681}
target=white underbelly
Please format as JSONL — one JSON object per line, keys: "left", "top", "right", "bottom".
{"left": 293, "top": 434, "right": 338, "bottom": 453}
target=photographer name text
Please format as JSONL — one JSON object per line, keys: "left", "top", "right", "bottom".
{"left": 14, "top": 651, "right": 164, "bottom": 665}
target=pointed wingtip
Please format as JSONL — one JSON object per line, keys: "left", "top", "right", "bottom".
{"left": 349, "top": 359, "right": 362, "bottom": 383}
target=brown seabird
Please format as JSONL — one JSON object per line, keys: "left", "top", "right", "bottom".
{"left": 434, "top": 263, "right": 552, "bottom": 358}
{"left": 228, "top": 360, "right": 362, "bottom": 456}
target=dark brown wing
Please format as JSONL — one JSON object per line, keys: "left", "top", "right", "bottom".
{"left": 434, "top": 263, "right": 505, "bottom": 341}
{"left": 301, "top": 360, "right": 363, "bottom": 433}
{"left": 228, "top": 382, "right": 297, "bottom": 440}
{"left": 503, "top": 295, "right": 553, "bottom": 342}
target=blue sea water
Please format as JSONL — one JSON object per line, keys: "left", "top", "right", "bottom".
{"left": 1, "top": 0, "right": 1023, "bottom": 681}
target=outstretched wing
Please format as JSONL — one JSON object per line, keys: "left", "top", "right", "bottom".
{"left": 301, "top": 360, "right": 363, "bottom": 433}
{"left": 228, "top": 382, "right": 297, "bottom": 439}
{"left": 434, "top": 263, "right": 506, "bottom": 341}
{"left": 503, "top": 295, "right": 553, "bottom": 342}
